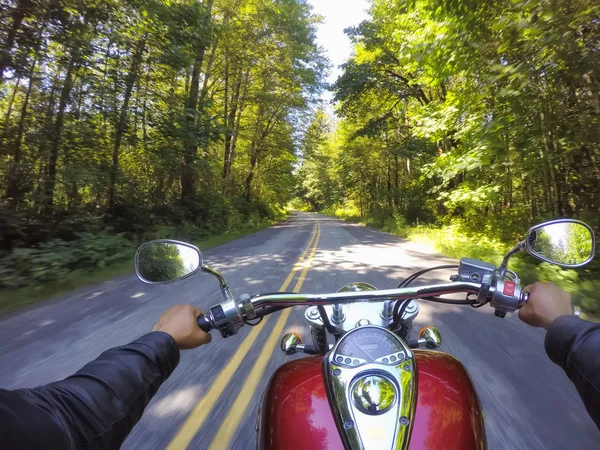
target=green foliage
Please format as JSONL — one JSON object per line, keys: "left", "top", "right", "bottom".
{"left": 0, "top": 232, "right": 134, "bottom": 289}
{"left": 322, "top": 202, "right": 361, "bottom": 221}
{"left": 287, "top": 197, "right": 312, "bottom": 212}
{"left": 297, "top": 0, "right": 600, "bottom": 313}
{"left": 0, "top": 0, "right": 324, "bottom": 305}
{"left": 381, "top": 214, "right": 409, "bottom": 238}
{"left": 0, "top": 0, "right": 324, "bottom": 232}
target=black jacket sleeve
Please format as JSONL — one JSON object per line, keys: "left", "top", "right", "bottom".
{"left": 0, "top": 331, "right": 179, "bottom": 450}
{"left": 545, "top": 315, "right": 600, "bottom": 429}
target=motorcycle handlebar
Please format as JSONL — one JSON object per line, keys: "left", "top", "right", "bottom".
{"left": 247, "top": 282, "right": 483, "bottom": 309}
{"left": 195, "top": 281, "right": 489, "bottom": 334}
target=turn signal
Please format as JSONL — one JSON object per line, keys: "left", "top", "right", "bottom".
{"left": 280, "top": 333, "right": 303, "bottom": 355}
{"left": 418, "top": 326, "right": 442, "bottom": 349}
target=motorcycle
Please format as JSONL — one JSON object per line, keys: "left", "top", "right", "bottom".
{"left": 134, "top": 219, "right": 595, "bottom": 450}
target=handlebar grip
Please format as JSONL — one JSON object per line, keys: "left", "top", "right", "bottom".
{"left": 517, "top": 290, "right": 529, "bottom": 308}
{"left": 197, "top": 314, "right": 213, "bottom": 333}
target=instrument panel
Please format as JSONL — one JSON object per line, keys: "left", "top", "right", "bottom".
{"left": 325, "top": 325, "right": 417, "bottom": 449}
{"left": 333, "top": 327, "right": 407, "bottom": 367}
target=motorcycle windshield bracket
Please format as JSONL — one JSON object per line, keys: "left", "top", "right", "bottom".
{"left": 323, "top": 325, "right": 417, "bottom": 450}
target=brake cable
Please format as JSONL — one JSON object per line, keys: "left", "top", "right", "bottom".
{"left": 392, "top": 264, "right": 481, "bottom": 327}
{"left": 244, "top": 303, "right": 289, "bottom": 326}
{"left": 396, "top": 265, "right": 459, "bottom": 289}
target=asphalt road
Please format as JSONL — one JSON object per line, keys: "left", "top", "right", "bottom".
{"left": 0, "top": 212, "right": 598, "bottom": 449}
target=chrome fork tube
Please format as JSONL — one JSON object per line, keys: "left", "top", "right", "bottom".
{"left": 332, "top": 304, "right": 345, "bottom": 323}
{"left": 382, "top": 300, "right": 395, "bottom": 319}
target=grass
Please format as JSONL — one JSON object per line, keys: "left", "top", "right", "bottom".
{"left": 0, "top": 218, "right": 283, "bottom": 316}
{"left": 0, "top": 259, "right": 135, "bottom": 315}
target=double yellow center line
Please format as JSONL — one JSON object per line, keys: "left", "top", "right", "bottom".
{"left": 167, "top": 220, "right": 321, "bottom": 449}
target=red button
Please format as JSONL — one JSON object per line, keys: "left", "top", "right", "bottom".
{"left": 503, "top": 280, "right": 516, "bottom": 296}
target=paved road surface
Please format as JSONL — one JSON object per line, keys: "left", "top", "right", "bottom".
{"left": 0, "top": 212, "right": 597, "bottom": 449}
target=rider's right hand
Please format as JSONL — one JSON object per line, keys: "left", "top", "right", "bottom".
{"left": 519, "top": 282, "right": 573, "bottom": 329}
{"left": 153, "top": 304, "right": 212, "bottom": 349}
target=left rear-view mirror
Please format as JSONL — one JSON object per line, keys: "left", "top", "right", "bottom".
{"left": 135, "top": 240, "right": 202, "bottom": 284}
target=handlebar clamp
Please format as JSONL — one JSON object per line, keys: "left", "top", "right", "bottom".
{"left": 238, "top": 293, "right": 256, "bottom": 320}
{"left": 490, "top": 275, "right": 523, "bottom": 317}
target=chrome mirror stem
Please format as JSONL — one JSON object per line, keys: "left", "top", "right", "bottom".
{"left": 499, "top": 241, "right": 525, "bottom": 271}
{"left": 201, "top": 264, "right": 233, "bottom": 300}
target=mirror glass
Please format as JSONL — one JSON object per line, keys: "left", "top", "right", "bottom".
{"left": 136, "top": 242, "right": 201, "bottom": 283}
{"left": 526, "top": 221, "right": 594, "bottom": 267}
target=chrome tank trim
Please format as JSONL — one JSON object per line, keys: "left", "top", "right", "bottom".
{"left": 324, "top": 326, "right": 417, "bottom": 450}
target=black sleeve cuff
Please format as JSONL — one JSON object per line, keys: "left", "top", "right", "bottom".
{"left": 132, "top": 331, "right": 180, "bottom": 378}
{"left": 544, "top": 315, "right": 585, "bottom": 368}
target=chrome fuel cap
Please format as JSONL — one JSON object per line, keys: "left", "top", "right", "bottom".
{"left": 352, "top": 375, "right": 396, "bottom": 415}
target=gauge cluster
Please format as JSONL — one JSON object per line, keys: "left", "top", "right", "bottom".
{"left": 325, "top": 325, "right": 417, "bottom": 449}
{"left": 333, "top": 327, "right": 407, "bottom": 368}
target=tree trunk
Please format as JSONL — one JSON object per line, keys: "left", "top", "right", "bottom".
{"left": 6, "top": 59, "right": 35, "bottom": 208}
{"left": 386, "top": 155, "right": 392, "bottom": 209}
{"left": 0, "top": 0, "right": 33, "bottom": 84}
{"left": 199, "top": 39, "right": 218, "bottom": 106}
{"left": 543, "top": 136, "right": 562, "bottom": 216}
{"left": 199, "top": 39, "right": 218, "bottom": 158}
{"left": 243, "top": 101, "right": 267, "bottom": 202}
{"left": 0, "top": 76, "right": 21, "bottom": 151}
{"left": 504, "top": 133, "right": 512, "bottom": 209}
{"left": 223, "top": 66, "right": 244, "bottom": 189}
{"left": 181, "top": 0, "right": 214, "bottom": 200}
{"left": 108, "top": 35, "right": 146, "bottom": 210}
{"left": 43, "top": 49, "right": 80, "bottom": 213}
{"left": 141, "top": 60, "right": 151, "bottom": 156}
{"left": 244, "top": 152, "right": 258, "bottom": 202}
{"left": 99, "top": 40, "right": 112, "bottom": 124}
{"left": 222, "top": 57, "right": 230, "bottom": 181}
{"left": 226, "top": 68, "right": 249, "bottom": 179}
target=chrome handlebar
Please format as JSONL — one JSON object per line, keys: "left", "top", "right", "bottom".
{"left": 248, "top": 282, "right": 482, "bottom": 308}
{"left": 198, "top": 280, "right": 528, "bottom": 337}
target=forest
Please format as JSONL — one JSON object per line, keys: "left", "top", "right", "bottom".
{"left": 2, "top": 0, "right": 600, "bottom": 314}
{"left": 295, "top": 0, "right": 600, "bottom": 314}
{"left": 0, "top": 0, "right": 324, "bottom": 301}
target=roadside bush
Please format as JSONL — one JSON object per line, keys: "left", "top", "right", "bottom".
{"left": 381, "top": 213, "right": 409, "bottom": 238}
{"left": 323, "top": 202, "right": 361, "bottom": 220}
{"left": 0, "top": 232, "right": 134, "bottom": 289}
{"left": 579, "top": 281, "right": 600, "bottom": 316}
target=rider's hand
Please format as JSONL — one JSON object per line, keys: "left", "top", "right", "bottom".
{"left": 153, "top": 304, "right": 212, "bottom": 349}
{"left": 519, "top": 282, "right": 573, "bottom": 329}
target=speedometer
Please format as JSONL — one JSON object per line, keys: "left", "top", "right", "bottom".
{"left": 333, "top": 327, "right": 406, "bottom": 367}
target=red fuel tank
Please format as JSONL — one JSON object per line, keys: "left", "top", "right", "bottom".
{"left": 258, "top": 351, "right": 486, "bottom": 450}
